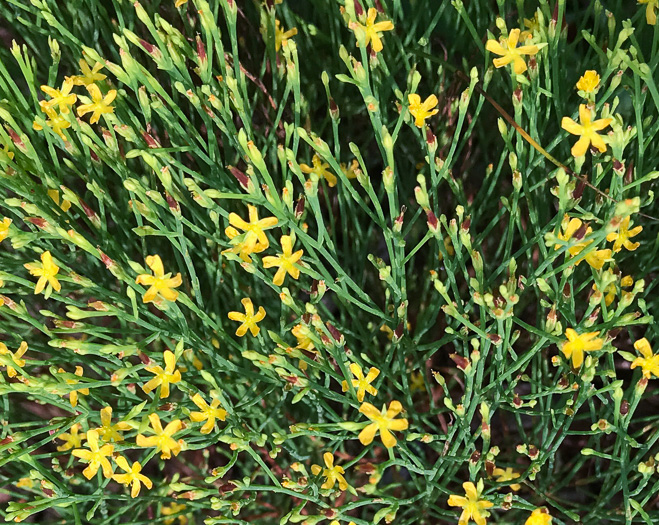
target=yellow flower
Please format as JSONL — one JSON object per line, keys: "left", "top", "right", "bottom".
{"left": 639, "top": 0, "right": 658, "bottom": 25}
{"left": 48, "top": 189, "right": 72, "bottom": 212}
{"left": 136, "top": 413, "right": 184, "bottom": 459}
{"left": 77, "top": 84, "right": 117, "bottom": 124}
{"left": 223, "top": 205, "right": 278, "bottom": 262}
{"left": 24, "top": 250, "right": 61, "bottom": 295}
{"left": 408, "top": 94, "right": 439, "bottom": 127}
{"left": 112, "top": 456, "right": 153, "bottom": 498}
{"left": 358, "top": 400, "right": 408, "bottom": 449}
{"left": 606, "top": 216, "right": 642, "bottom": 252}
{"left": 71, "top": 429, "right": 114, "bottom": 480}
{"left": 340, "top": 159, "right": 360, "bottom": 179}
{"left": 275, "top": 19, "right": 298, "bottom": 51}
{"left": 492, "top": 466, "right": 521, "bottom": 491}
{"left": 292, "top": 323, "right": 316, "bottom": 351}
{"left": 561, "top": 104, "right": 612, "bottom": 157}
{"left": 525, "top": 508, "right": 552, "bottom": 525}
{"left": 33, "top": 105, "right": 71, "bottom": 140}
{"left": 68, "top": 59, "right": 107, "bottom": 87}
{"left": 330, "top": 522, "right": 356, "bottom": 525}
{"left": 142, "top": 350, "right": 182, "bottom": 399}
{"left": 341, "top": 363, "right": 379, "bottom": 402}
{"left": 631, "top": 338, "right": 659, "bottom": 379}
{"left": 16, "top": 478, "right": 33, "bottom": 489}
{"left": 228, "top": 298, "right": 266, "bottom": 337}
{"left": 56, "top": 423, "right": 83, "bottom": 452}
{"left": 0, "top": 341, "right": 27, "bottom": 378}
{"left": 576, "top": 70, "right": 600, "bottom": 94}
{"left": 95, "top": 406, "right": 132, "bottom": 442}
{"left": 485, "top": 28, "right": 539, "bottom": 75}
{"left": 311, "top": 452, "right": 349, "bottom": 491}
{"left": 349, "top": 8, "right": 394, "bottom": 53}
{"left": 554, "top": 217, "right": 611, "bottom": 270}
{"left": 262, "top": 235, "right": 304, "bottom": 286}
{"left": 447, "top": 480, "right": 494, "bottom": 525}
{"left": 592, "top": 271, "right": 633, "bottom": 307}
{"left": 57, "top": 366, "right": 90, "bottom": 407}
{"left": 135, "top": 255, "right": 183, "bottom": 303}
{"left": 175, "top": 0, "right": 188, "bottom": 7}
{"left": 300, "top": 154, "right": 337, "bottom": 187}
{"left": 40, "top": 79, "right": 77, "bottom": 114}
{"left": 1, "top": 142, "right": 14, "bottom": 161}
{"left": 161, "top": 503, "right": 188, "bottom": 525}
{"left": 190, "top": 393, "right": 227, "bottom": 434}
{"left": 561, "top": 328, "right": 603, "bottom": 368}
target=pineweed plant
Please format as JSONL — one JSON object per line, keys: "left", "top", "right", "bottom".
{"left": 0, "top": 1, "right": 658, "bottom": 524}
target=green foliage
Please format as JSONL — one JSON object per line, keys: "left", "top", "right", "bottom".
{"left": 0, "top": 0, "right": 658, "bottom": 524}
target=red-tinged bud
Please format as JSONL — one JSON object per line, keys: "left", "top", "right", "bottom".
{"left": 374, "top": 0, "right": 384, "bottom": 13}
{"left": 426, "top": 128, "right": 436, "bottom": 151}
{"left": 513, "top": 87, "right": 523, "bottom": 106}
{"left": 141, "top": 130, "right": 160, "bottom": 148}
{"left": 562, "top": 283, "right": 571, "bottom": 300}
{"left": 229, "top": 165, "right": 250, "bottom": 190}
{"left": 551, "top": 1, "right": 568, "bottom": 29}
{"left": 326, "top": 323, "right": 343, "bottom": 343}
{"left": 450, "top": 353, "right": 470, "bottom": 370}
{"left": 488, "top": 333, "right": 502, "bottom": 345}
{"left": 485, "top": 460, "right": 495, "bottom": 477}
{"left": 138, "top": 352, "right": 151, "bottom": 365}
{"left": 158, "top": 403, "right": 175, "bottom": 412}
{"left": 97, "top": 249, "right": 116, "bottom": 269}
{"left": 461, "top": 216, "right": 471, "bottom": 232}
{"left": 26, "top": 217, "right": 49, "bottom": 230}
{"left": 90, "top": 149, "right": 100, "bottom": 163}
{"left": 55, "top": 320, "right": 82, "bottom": 329}
{"left": 426, "top": 209, "right": 439, "bottom": 233}
{"left": 7, "top": 127, "right": 26, "bottom": 152}
{"left": 573, "top": 222, "right": 588, "bottom": 240}
{"left": 0, "top": 435, "right": 14, "bottom": 445}
{"left": 513, "top": 394, "right": 522, "bottom": 408}
{"left": 218, "top": 483, "right": 235, "bottom": 495}
{"left": 302, "top": 313, "right": 312, "bottom": 324}
{"left": 393, "top": 322, "right": 404, "bottom": 342}
{"left": 324, "top": 509, "right": 338, "bottom": 519}
{"left": 79, "top": 198, "right": 101, "bottom": 228}
{"left": 41, "top": 483, "right": 55, "bottom": 498}
{"left": 140, "top": 40, "right": 162, "bottom": 60}
{"left": 196, "top": 35, "right": 207, "bottom": 64}
{"left": 612, "top": 158, "right": 624, "bottom": 176}
{"left": 620, "top": 399, "right": 629, "bottom": 416}
{"left": 354, "top": 0, "right": 364, "bottom": 16}
{"left": 295, "top": 195, "right": 305, "bottom": 218}
{"left": 165, "top": 192, "right": 180, "bottom": 213}
{"left": 329, "top": 98, "right": 339, "bottom": 119}
{"left": 394, "top": 207, "right": 405, "bottom": 233}
{"left": 528, "top": 55, "right": 537, "bottom": 74}
{"left": 1, "top": 295, "right": 17, "bottom": 310}
{"left": 528, "top": 445, "right": 539, "bottom": 459}
{"left": 574, "top": 178, "right": 586, "bottom": 199}
{"left": 470, "top": 450, "right": 481, "bottom": 464}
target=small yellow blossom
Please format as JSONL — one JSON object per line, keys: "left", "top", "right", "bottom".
{"left": 175, "top": 0, "right": 188, "bottom": 7}
{"left": 522, "top": 12, "right": 541, "bottom": 38}
{"left": 40, "top": 79, "right": 77, "bottom": 114}
{"left": 330, "top": 522, "right": 356, "bottom": 525}
{"left": 561, "top": 104, "right": 612, "bottom": 157}
{"left": 161, "top": 503, "right": 188, "bottom": 525}
{"left": 58, "top": 366, "right": 89, "bottom": 407}
{"left": 135, "top": 255, "right": 182, "bottom": 303}
{"left": 311, "top": 452, "right": 349, "bottom": 491}
{"left": 358, "top": 400, "right": 408, "bottom": 449}
{"left": 275, "top": 19, "right": 298, "bottom": 51}
{"left": 300, "top": 154, "right": 337, "bottom": 187}
{"left": 408, "top": 94, "right": 439, "bottom": 127}
{"left": 349, "top": 8, "right": 394, "bottom": 53}
{"left": 77, "top": 84, "right": 117, "bottom": 124}
{"left": 71, "top": 429, "right": 114, "bottom": 480}
{"left": 228, "top": 298, "right": 266, "bottom": 337}
{"left": 56, "top": 423, "right": 83, "bottom": 452}
{"left": 639, "top": 0, "right": 658, "bottom": 25}
{"left": 0, "top": 217, "right": 11, "bottom": 242}
{"left": 136, "top": 413, "right": 184, "bottom": 460}
{"left": 631, "top": 338, "right": 659, "bottom": 379}
{"left": 190, "top": 393, "right": 227, "bottom": 434}
{"left": 96, "top": 406, "right": 132, "bottom": 442}
{"left": 561, "top": 328, "right": 604, "bottom": 368}
{"left": 24, "top": 251, "right": 61, "bottom": 295}
{"left": 112, "top": 456, "right": 153, "bottom": 498}
{"left": 606, "top": 216, "right": 642, "bottom": 252}
{"left": 16, "top": 478, "right": 33, "bottom": 489}
{"left": 142, "top": 350, "right": 182, "bottom": 399}
{"left": 447, "top": 480, "right": 494, "bottom": 525}
{"left": 0, "top": 341, "right": 27, "bottom": 378}
{"left": 69, "top": 59, "right": 107, "bottom": 87}
{"left": 525, "top": 508, "right": 552, "bottom": 525}
{"left": 224, "top": 205, "right": 278, "bottom": 262}
{"left": 485, "top": 28, "right": 539, "bottom": 75}
{"left": 593, "top": 271, "right": 633, "bottom": 307}
{"left": 576, "top": 70, "right": 600, "bottom": 94}
{"left": 48, "top": 189, "right": 72, "bottom": 212}
{"left": 341, "top": 363, "right": 379, "bottom": 402}
{"left": 292, "top": 323, "right": 316, "bottom": 351}
{"left": 555, "top": 217, "right": 611, "bottom": 270}
{"left": 492, "top": 466, "right": 521, "bottom": 491}
{"left": 263, "top": 235, "right": 304, "bottom": 286}
{"left": 33, "top": 105, "right": 71, "bottom": 140}
{"left": 1, "top": 142, "right": 14, "bottom": 161}
{"left": 340, "top": 159, "right": 360, "bottom": 179}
